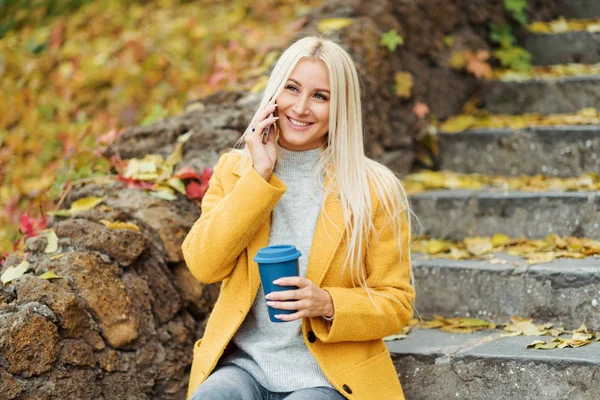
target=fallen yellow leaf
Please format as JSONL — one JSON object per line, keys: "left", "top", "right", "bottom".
{"left": 464, "top": 237, "right": 493, "bottom": 256}
{"left": 165, "top": 142, "right": 183, "bottom": 166}
{"left": 448, "top": 247, "right": 470, "bottom": 260}
{"left": 167, "top": 178, "right": 186, "bottom": 195}
{"left": 425, "top": 239, "right": 449, "bottom": 255}
{"left": 316, "top": 18, "right": 352, "bottom": 34}
{"left": 70, "top": 196, "right": 107, "bottom": 213}
{"left": 99, "top": 219, "right": 140, "bottom": 232}
{"left": 491, "top": 233, "right": 510, "bottom": 247}
{"left": 149, "top": 188, "right": 177, "bottom": 201}
{"left": 44, "top": 230, "right": 59, "bottom": 253}
{"left": 39, "top": 271, "right": 63, "bottom": 280}
{"left": 1, "top": 260, "right": 30, "bottom": 285}
{"left": 505, "top": 317, "right": 545, "bottom": 336}
{"left": 523, "top": 252, "right": 556, "bottom": 265}
{"left": 394, "top": 72, "right": 413, "bottom": 99}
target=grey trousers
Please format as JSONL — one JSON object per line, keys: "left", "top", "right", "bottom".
{"left": 190, "top": 363, "right": 346, "bottom": 400}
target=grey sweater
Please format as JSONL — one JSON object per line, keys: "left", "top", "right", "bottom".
{"left": 222, "top": 143, "right": 334, "bottom": 392}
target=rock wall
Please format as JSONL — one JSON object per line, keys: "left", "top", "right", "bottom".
{"left": 0, "top": 179, "right": 219, "bottom": 399}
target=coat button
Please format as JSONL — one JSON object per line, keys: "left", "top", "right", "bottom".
{"left": 307, "top": 331, "right": 316, "bottom": 343}
{"left": 343, "top": 384, "right": 352, "bottom": 394}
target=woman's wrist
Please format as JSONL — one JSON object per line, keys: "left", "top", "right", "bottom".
{"left": 253, "top": 166, "right": 271, "bottom": 181}
{"left": 322, "top": 289, "right": 334, "bottom": 320}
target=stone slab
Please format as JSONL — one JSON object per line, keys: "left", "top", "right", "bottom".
{"left": 555, "top": 0, "right": 600, "bottom": 19}
{"left": 481, "top": 75, "right": 600, "bottom": 115}
{"left": 388, "top": 329, "right": 600, "bottom": 400}
{"left": 387, "top": 329, "right": 600, "bottom": 365}
{"left": 438, "top": 125, "right": 600, "bottom": 177}
{"left": 412, "top": 253, "right": 600, "bottom": 328}
{"left": 410, "top": 189, "right": 600, "bottom": 240}
{"left": 522, "top": 30, "right": 600, "bottom": 66}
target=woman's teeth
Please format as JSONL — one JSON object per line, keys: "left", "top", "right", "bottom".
{"left": 289, "top": 117, "right": 310, "bottom": 127}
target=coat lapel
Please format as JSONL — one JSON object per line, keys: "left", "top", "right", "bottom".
{"left": 232, "top": 155, "right": 266, "bottom": 300}
{"left": 305, "top": 175, "right": 346, "bottom": 287}
{"left": 247, "top": 219, "right": 270, "bottom": 301}
{"left": 233, "top": 156, "right": 345, "bottom": 291}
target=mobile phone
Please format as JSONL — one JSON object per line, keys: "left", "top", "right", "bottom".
{"left": 262, "top": 112, "right": 273, "bottom": 144}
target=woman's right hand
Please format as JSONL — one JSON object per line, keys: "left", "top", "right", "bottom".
{"left": 245, "top": 102, "right": 279, "bottom": 180}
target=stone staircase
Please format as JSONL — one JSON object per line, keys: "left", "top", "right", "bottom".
{"left": 386, "top": 5, "right": 600, "bottom": 399}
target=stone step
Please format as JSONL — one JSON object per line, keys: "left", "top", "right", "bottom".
{"left": 410, "top": 190, "right": 600, "bottom": 240}
{"left": 412, "top": 253, "right": 600, "bottom": 328}
{"left": 387, "top": 329, "right": 600, "bottom": 400}
{"left": 521, "top": 30, "right": 600, "bottom": 66}
{"left": 481, "top": 75, "right": 600, "bottom": 115}
{"left": 438, "top": 125, "right": 600, "bottom": 177}
{"left": 554, "top": 0, "right": 600, "bottom": 19}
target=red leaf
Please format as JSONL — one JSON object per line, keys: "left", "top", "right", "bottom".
{"left": 201, "top": 167, "right": 213, "bottom": 182}
{"left": 117, "top": 175, "right": 155, "bottom": 190}
{"left": 173, "top": 167, "right": 202, "bottom": 181}
{"left": 19, "top": 212, "right": 46, "bottom": 239}
{"left": 186, "top": 181, "right": 209, "bottom": 200}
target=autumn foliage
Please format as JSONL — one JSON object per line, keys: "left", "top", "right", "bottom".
{"left": 0, "top": 0, "right": 318, "bottom": 254}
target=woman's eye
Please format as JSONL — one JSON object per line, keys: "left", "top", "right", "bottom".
{"left": 285, "top": 85, "right": 298, "bottom": 92}
{"left": 314, "top": 93, "right": 328, "bottom": 100}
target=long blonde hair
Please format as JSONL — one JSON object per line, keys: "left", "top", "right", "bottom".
{"left": 235, "top": 37, "right": 412, "bottom": 310}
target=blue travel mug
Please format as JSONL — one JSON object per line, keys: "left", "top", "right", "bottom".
{"left": 254, "top": 245, "right": 302, "bottom": 323}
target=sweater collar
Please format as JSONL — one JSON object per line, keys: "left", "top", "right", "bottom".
{"left": 273, "top": 142, "right": 321, "bottom": 177}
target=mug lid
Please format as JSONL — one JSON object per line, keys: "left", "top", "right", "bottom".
{"left": 254, "top": 244, "right": 302, "bottom": 264}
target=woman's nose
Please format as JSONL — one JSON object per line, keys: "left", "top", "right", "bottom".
{"left": 292, "top": 96, "right": 310, "bottom": 115}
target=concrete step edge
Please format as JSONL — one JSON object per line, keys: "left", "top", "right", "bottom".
{"left": 551, "top": 0, "right": 600, "bottom": 20}
{"left": 488, "top": 74, "right": 600, "bottom": 84}
{"left": 521, "top": 30, "right": 600, "bottom": 66}
{"left": 410, "top": 190, "right": 600, "bottom": 241}
{"left": 480, "top": 76, "right": 600, "bottom": 115}
{"left": 387, "top": 329, "right": 600, "bottom": 366}
{"left": 436, "top": 125, "right": 600, "bottom": 177}
{"left": 388, "top": 329, "right": 600, "bottom": 399}
{"left": 410, "top": 189, "right": 600, "bottom": 200}
{"left": 439, "top": 124, "right": 600, "bottom": 136}
{"left": 411, "top": 253, "right": 600, "bottom": 328}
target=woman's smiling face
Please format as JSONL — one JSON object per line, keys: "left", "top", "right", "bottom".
{"left": 276, "top": 59, "right": 330, "bottom": 151}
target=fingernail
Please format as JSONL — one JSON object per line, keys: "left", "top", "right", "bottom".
{"left": 265, "top": 294, "right": 272, "bottom": 299}
{"left": 273, "top": 279, "right": 281, "bottom": 284}
{"left": 266, "top": 301, "right": 273, "bottom": 306}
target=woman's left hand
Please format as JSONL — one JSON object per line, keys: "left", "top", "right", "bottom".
{"left": 265, "top": 277, "right": 334, "bottom": 322}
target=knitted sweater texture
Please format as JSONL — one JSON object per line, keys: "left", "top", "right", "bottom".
{"left": 222, "top": 143, "right": 333, "bottom": 391}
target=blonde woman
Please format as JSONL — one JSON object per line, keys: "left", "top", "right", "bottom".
{"left": 182, "top": 36, "right": 415, "bottom": 400}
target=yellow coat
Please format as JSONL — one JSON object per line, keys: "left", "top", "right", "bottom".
{"left": 182, "top": 152, "right": 414, "bottom": 400}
